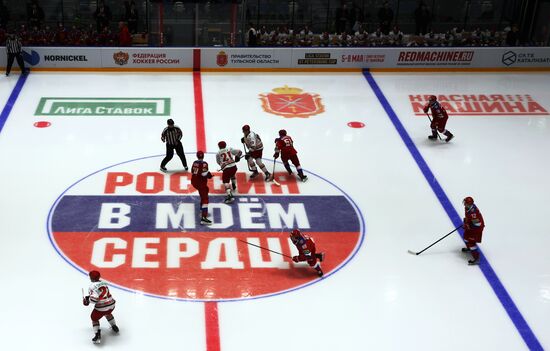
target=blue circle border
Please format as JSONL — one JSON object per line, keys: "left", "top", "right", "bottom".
{"left": 46, "top": 153, "right": 367, "bottom": 303}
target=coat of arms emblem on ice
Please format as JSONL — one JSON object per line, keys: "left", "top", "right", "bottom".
{"left": 260, "top": 86, "right": 325, "bottom": 118}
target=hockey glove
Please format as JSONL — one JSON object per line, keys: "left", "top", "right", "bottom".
{"left": 273, "top": 152, "right": 279, "bottom": 159}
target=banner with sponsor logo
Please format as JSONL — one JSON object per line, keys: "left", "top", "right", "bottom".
{"left": 1, "top": 46, "right": 550, "bottom": 70}
{"left": 201, "top": 48, "right": 291, "bottom": 69}
{"left": 101, "top": 48, "right": 191, "bottom": 68}
{"left": 21, "top": 47, "right": 101, "bottom": 68}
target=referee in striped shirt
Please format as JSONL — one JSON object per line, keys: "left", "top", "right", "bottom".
{"left": 160, "top": 119, "right": 188, "bottom": 172}
{"left": 5, "top": 34, "right": 28, "bottom": 77}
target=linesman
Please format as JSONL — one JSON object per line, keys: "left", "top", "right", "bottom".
{"left": 160, "top": 119, "right": 188, "bottom": 172}
{"left": 5, "top": 33, "right": 28, "bottom": 77}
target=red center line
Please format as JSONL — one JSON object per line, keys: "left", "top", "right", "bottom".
{"left": 204, "top": 302, "right": 221, "bottom": 351}
{"left": 192, "top": 50, "right": 220, "bottom": 351}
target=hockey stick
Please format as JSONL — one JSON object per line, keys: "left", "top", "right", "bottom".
{"left": 426, "top": 112, "right": 443, "bottom": 140}
{"left": 241, "top": 142, "right": 254, "bottom": 172}
{"left": 238, "top": 239, "right": 292, "bottom": 259}
{"left": 268, "top": 158, "right": 281, "bottom": 186}
{"left": 407, "top": 225, "right": 463, "bottom": 255}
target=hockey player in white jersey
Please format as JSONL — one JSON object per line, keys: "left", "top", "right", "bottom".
{"left": 83, "top": 270, "right": 119, "bottom": 344}
{"left": 216, "top": 141, "right": 242, "bottom": 203}
{"left": 240, "top": 124, "right": 271, "bottom": 180}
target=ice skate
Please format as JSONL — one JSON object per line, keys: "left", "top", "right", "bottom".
{"left": 160, "top": 166, "right": 168, "bottom": 172}
{"left": 299, "top": 175, "right": 308, "bottom": 182}
{"left": 461, "top": 247, "right": 470, "bottom": 252}
{"left": 249, "top": 170, "right": 259, "bottom": 179}
{"left": 317, "top": 270, "right": 324, "bottom": 277}
{"left": 200, "top": 217, "right": 212, "bottom": 225}
{"left": 92, "top": 330, "right": 101, "bottom": 344}
{"left": 468, "top": 258, "right": 479, "bottom": 265}
{"left": 111, "top": 325, "right": 119, "bottom": 333}
{"left": 224, "top": 195, "right": 235, "bottom": 204}
{"left": 445, "top": 131, "right": 454, "bottom": 143}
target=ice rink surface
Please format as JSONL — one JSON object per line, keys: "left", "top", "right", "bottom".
{"left": 0, "top": 70, "right": 548, "bottom": 350}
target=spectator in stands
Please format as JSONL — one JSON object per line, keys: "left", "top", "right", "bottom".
{"left": 94, "top": 0, "right": 112, "bottom": 32}
{"left": 378, "top": 1, "right": 394, "bottom": 34}
{"left": 389, "top": 25, "right": 403, "bottom": 45}
{"left": 0, "top": 0, "right": 9, "bottom": 30}
{"left": 124, "top": 0, "right": 138, "bottom": 34}
{"left": 339, "top": 31, "right": 352, "bottom": 47}
{"left": 19, "top": 24, "right": 29, "bottom": 45}
{"left": 370, "top": 27, "right": 385, "bottom": 46}
{"left": 28, "top": 1, "right": 44, "bottom": 29}
{"left": 414, "top": 1, "right": 431, "bottom": 35}
{"left": 54, "top": 21, "right": 67, "bottom": 45}
{"left": 118, "top": 21, "right": 132, "bottom": 46}
{"left": 258, "top": 26, "right": 269, "bottom": 45}
{"left": 506, "top": 24, "right": 520, "bottom": 46}
{"left": 354, "top": 26, "right": 368, "bottom": 46}
{"left": 247, "top": 22, "right": 257, "bottom": 47}
{"left": 297, "top": 25, "right": 313, "bottom": 46}
{"left": 319, "top": 32, "right": 330, "bottom": 47}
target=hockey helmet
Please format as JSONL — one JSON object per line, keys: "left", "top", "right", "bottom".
{"left": 428, "top": 95, "right": 437, "bottom": 105}
{"left": 196, "top": 150, "right": 205, "bottom": 159}
{"left": 462, "top": 196, "right": 474, "bottom": 206}
{"left": 242, "top": 124, "right": 250, "bottom": 132}
{"left": 290, "top": 229, "right": 303, "bottom": 243}
{"left": 89, "top": 270, "right": 101, "bottom": 281}
{"left": 278, "top": 129, "right": 287, "bottom": 137}
{"left": 218, "top": 141, "right": 227, "bottom": 149}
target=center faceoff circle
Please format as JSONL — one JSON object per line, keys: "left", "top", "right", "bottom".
{"left": 48, "top": 155, "right": 364, "bottom": 301}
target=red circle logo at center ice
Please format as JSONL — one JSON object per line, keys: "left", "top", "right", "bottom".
{"left": 49, "top": 155, "right": 364, "bottom": 301}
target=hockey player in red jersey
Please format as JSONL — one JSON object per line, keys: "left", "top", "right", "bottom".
{"left": 461, "top": 197, "right": 485, "bottom": 265}
{"left": 273, "top": 130, "right": 308, "bottom": 182}
{"left": 290, "top": 229, "right": 325, "bottom": 277}
{"left": 83, "top": 270, "right": 119, "bottom": 344}
{"left": 191, "top": 150, "right": 213, "bottom": 225}
{"left": 241, "top": 124, "right": 271, "bottom": 180}
{"left": 216, "top": 141, "right": 242, "bottom": 204}
{"left": 423, "top": 95, "right": 454, "bottom": 142}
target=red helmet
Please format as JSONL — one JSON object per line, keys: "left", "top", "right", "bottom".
{"left": 462, "top": 196, "right": 474, "bottom": 206}
{"left": 242, "top": 124, "right": 250, "bottom": 132}
{"left": 290, "top": 229, "right": 302, "bottom": 243}
{"left": 196, "top": 150, "right": 204, "bottom": 159}
{"left": 89, "top": 270, "right": 101, "bottom": 281}
{"left": 278, "top": 129, "right": 287, "bottom": 137}
{"left": 218, "top": 141, "right": 227, "bottom": 149}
